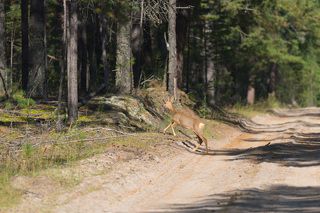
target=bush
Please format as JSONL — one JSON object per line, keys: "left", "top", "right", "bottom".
{"left": 2, "top": 91, "right": 36, "bottom": 109}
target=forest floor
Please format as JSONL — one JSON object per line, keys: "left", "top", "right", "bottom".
{"left": 3, "top": 107, "right": 320, "bottom": 212}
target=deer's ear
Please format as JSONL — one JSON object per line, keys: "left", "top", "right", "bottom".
{"left": 170, "top": 96, "right": 175, "bottom": 102}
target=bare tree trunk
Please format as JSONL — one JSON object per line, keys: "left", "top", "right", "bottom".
{"left": 29, "top": 0, "right": 46, "bottom": 98}
{"left": 269, "top": 63, "right": 277, "bottom": 97}
{"left": 0, "top": 0, "right": 7, "bottom": 97}
{"left": 168, "top": 0, "right": 177, "bottom": 97}
{"left": 9, "top": 17, "right": 16, "bottom": 94}
{"left": 100, "top": 14, "right": 109, "bottom": 86}
{"left": 56, "top": 0, "right": 67, "bottom": 131}
{"left": 176, "top": 0, "right": 189, "bottom": 89}
{"left": 116, "top": 20, "right": 132, "bottom": 94}
{"left": 87, "top": 16, "right": 98, "bottom": 92}
{"left": 79, "top": 16, "right": 88, "bottom": 95}
{"left": 247, "top": 84, "right": 255, "bottom": 105}
{"left": 186, "top": 21, "right": 191, "bottom": 93}
{"left": 205, "top": 21, "right": 216, "bottom": 106}
{"left": 142, "top": 20, "right": 152, "bottom": 73}
{"left": 67, "top": 0, "right": 78, "bottom": 123}
{"left": 131, "top": 2, "right": 143, "bottom": 88}
{"left": 21, "top": 0, "right": 29, "bottom": 92}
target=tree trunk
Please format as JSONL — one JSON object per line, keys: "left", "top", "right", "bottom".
{"left": 168, "top": 0, "right": 177, "bottom": 97}
{"left": 131, "top": 4, "right": 143, "bottom": 88}
{"left": 205, "top": 21, "right": 216, "bottom": 106}
{"left": 21, "top": 0, "right": 29, "bottom": 92}
{"left": 0, "top": 0, "right": 7, "bottom": 97}
{"left": 247, "top": 84, "right": 255, "bottom": 105}
{"left": 100, "top": 14, "right": 109, "bottom": 86}
{"left": 116, "top": 20, "right": 132, "bottom": 94}
{"left": 186, "top": 21, "right": 191, "bottom": 93}
{"left": 142, "top": 20, "right": 152, "bottom": 74}
{"left": 56, "top": 0, "right": 67, "bottom": 131}
{"left": 87, "top": 16, "right": 98, "bottom": 92}
{"left": 67, "top": 0, "right": 78, "bottom": 123}
{"left": 269, "top": 63, "right": 277, "bottom": 97}
{"left": 176, "top": 0, "right": 189, "bottom": 89}
{"left": 79, "top": 17, "right": 88, "bottom": 95}
{"left": 29, "top": 0, "right": 46, "bottom": 98}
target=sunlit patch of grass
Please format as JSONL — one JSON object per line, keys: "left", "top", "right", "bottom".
{"left": 228, "top": 96, "right": 282, "bottom": 118}
{"left": 20, "top": 108, "right": 54, "bottom": 120}
{"left": 2, "top": 90, "right": 35, "bottom": 110}
{"left": 77, "top": 115, "right": 94, "bottom": 123}
{"left": 12, "top": 91, "right": 36, "bottom": 109}
{"left": 0, "top": 113, "right": 25, "bottom": 123}
{"left": 0, "top": 173, "right": 22, "bottom": 209}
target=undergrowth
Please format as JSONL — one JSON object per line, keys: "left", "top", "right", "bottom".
{"left": 3, "top": 90, "right": 35, "bottom": 109}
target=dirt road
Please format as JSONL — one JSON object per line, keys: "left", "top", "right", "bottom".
{"left": 10, "top": 109, "right": 320, "bottom": 212}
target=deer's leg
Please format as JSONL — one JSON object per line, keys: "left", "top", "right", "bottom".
{"left": 203, "top": 137, "right": 209, "bottom": 153}
{"left": 163, "top": 121, "right": 173, "bottom": 134}
{"left": 192, "top": 132, "right": 203, "bottom": 152}
{"left": 199, "top": 135, "right": 209, "bottom": 153}
{"left": 192, "top": 132, "right": 209, "bottom": 153}
{"left": 171, "top": 123, "right": 177, "bottom": 136}
{"left": 192, "top": 143, "right": 201, "bottom": 152}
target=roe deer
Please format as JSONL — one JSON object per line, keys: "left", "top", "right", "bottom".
{"left": 163, "top": 97, "right": 208, "bottom": 153}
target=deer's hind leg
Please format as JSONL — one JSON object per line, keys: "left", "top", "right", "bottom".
{"left": 192, "top": 133, "right": 209, "bottom": 153}
{"left": 192, "top": 133, "right": 203, "bottom": 152}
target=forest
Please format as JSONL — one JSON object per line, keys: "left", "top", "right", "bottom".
{"left": 1, "top": 0, "right": 320, "bottom": 211}
{"left": 0, "top": 0, "right": 320, "bottom": 123}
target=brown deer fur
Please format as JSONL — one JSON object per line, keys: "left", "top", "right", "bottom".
{"left": 163, "top": 97, "right": 208, "bottom": 153}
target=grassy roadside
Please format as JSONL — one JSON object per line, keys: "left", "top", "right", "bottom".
{"left": 0, "top": 126, "right": 167, "bottom": 209}
{"left": 227, "top": 97, "right": 282, "bottom": 118}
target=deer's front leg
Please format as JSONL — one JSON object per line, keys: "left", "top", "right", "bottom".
{"left": 163, "top": 121, "right": 173, "bottom": 134}
{"left": 171, "top": 123, "right": 177, "bottom": 136}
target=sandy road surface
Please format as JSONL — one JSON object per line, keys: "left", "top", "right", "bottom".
{"left": 10, "top": 108, "right": 320, "bottom": 212}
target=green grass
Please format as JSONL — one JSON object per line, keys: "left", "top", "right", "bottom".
{"left": 3, "top": 90, "right": 36, "bottom": 109}
{"left": 0, "top": 126, "right": 162, "bottom": 209}
{"left": 228, "top": 96, "right": 282, "bottom": 118}
{"left": 0, "top": 173, "right": 22, "bottom": 209}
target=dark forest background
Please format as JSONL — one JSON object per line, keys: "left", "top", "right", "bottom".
{"left": 1, "top": 0, "right": 320, "bottom": 122}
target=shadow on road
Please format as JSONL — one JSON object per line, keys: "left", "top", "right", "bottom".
{"left": 215, "top": 141, "right": 320, "bottom": 167}
{"left": 165, "top": 185, "right": 320, "bottom": 212}
{"left": 213, "top": 109, "right": 320, "bottom": 167}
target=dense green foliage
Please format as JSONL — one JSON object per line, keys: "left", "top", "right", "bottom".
{"left": 199, "top": 0, "right": 320, "bottom": 106}
{"left": 2, "top": 0, "right": 320, "bottom": 106}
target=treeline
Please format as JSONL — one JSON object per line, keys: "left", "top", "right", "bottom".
{"left": 0, "top": 0, "right": 320, "bottom": 122}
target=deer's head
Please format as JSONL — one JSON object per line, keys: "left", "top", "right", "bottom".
{"left": 164, "top": 96, "right": 175, "bottom": 111}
